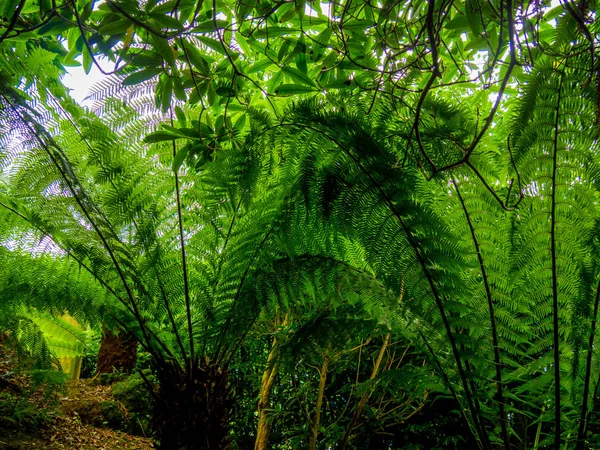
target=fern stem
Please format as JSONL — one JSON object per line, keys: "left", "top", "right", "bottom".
{"left": 550, "top": 71, "right": 564, "bottom": 450}
{"left": 0, "top": 200, "right": 176, "bottom": 361}
{"left": 575, "top": 279, "right": 600, "bottom": 448}
{"left": 417, "top": 329, "right": 479, "bottom": 444}
{"left": 4, "top": 98, "right": 182, "bottom": 363}
{"left": 0, "top": 200, "right": 125, "bottom": 306}
{"left": 5, "top": 102, "right": 158, "bottom": 357}
{"left": 213, "top": 197, "right": 243, "bottom": 292}
{"left": 308, "top": 350, "right": 330, "bottom": 450}
{"left": 155, "top": 270, "right": 188, "bottom": 361}
{"left": 42, "top": 86, "right": 187, "bottom": 362}
{"left": 171, "top": 113, "right": 195, "bottom": 366}
{"left": 215, "top": 226, "right": 274, "bottom": 362}
{"left": 26, "top": 81, "right": 186, "bottom": 363}
{"left": 452, "top": 178, "right": 510, "bottom": 449}
{"left": 283, "top": 123, "right": 491, "bottom": 449}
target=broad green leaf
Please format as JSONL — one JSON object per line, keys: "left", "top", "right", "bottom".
{"left": 2, "top": 0, "right": 20, "bottom": 19}
{"left": 175, "top": 106, "right": 186, "bottom": 126}
{"left": 149, "top": 13, "right": 184, "bottom": 30}
{"left": 464, "top": 37, "right": 489, "bottom": 51}
{"left": 185, "top": 45, "right": 210, "bottom": 75}
{"left": 82, "top": 47, "right": 93, "bottom": 74}
{"left": 22, "top": 2, "right": 41, "bottom": 14}
{"left": 253, "top": 26, "right": 298, "bottom": 38}
{"left": 465, "top": 0, "right": 482, "bottom": 36}
{"left": 193, "top": 19, "right": 230, "bottom": 33}
{"left": 37, "top": 17, "right": 72, "bottom": 36}
{"left": 173, "top": 76, "right": 186, "bottom": 101}
{"left": 122, "top": 67, "right": 163, "bottom": 85}
{"left": 144, "top": 131, "right": 180, "bottom": 142}
{"left": 207, "top": 82, "right": 216, "bottom": 106}
{"left": 314, "top": 27, "right": 332, "bottom": 47}
{"left": 198, "top": 36, "right": 227, "bottom": 55}
{"left": 281, "top": 66, "right": 315, "bottom": 87}
{"left": 296, "top": 51, "right": 307, "bottom": 74}
{"left": 160, "top": 125, "right": 198, "bottom": 139}
{"left": 267, "top": 69, "right": 284, "bottom": 94}
{"left": 216, "top": 86, "right": 231, "bottom": 97}
{"left": 236, "top": 0, "right": 256, "bottom": 24}
{"left": 233, "top": 114, "right": 246, "bottom": 133}
{"left": 161, "top": 77, "right": 173, "bottom": 112}
{"left": 99, "top": 18, "right": 132, "bottom": 35}
{"left": 445, "top": 15, "right": 469, "bottom": 31}
{"left": 151, "top": 34, "right": 176, "bottom": 67}
{"left": 278, "top": 39, "right": 292, "bottom": 62}
{"left": 247, "top": 58, "right": 273, "bottom": 74}
{"left": 274, "top": 84, "right": 316, "bottom": 95}
{"left": 172, "top": 146, "right": 188, "bottom": 172}
{"left": 321, "top": 51, "right": 338, "bottom": 69}
{"left": 343, "top": 19, "right": 375, "bottom": 32}
{"left": 322, "top": 80, "right": 352, "bottom": 90}
{"left": 150, "top": 0, "right": 180, "bottom": 13}
{"left": 544, "top": 5, "right": 563, "bottom": 21}
{"left": 130, "top": 52, "right": 163, "bottom": 67}
{"left": 246, "top": 38, "right": 278, "bottom": 60}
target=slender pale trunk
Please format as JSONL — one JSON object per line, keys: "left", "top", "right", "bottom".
{"left": 254, "top": 337, "right": 281, "bottom": 450}
{"left": 308, "top": 354, "right": 330, "bottom": 450}
{"left": 339, "top": 333, "right": 391, "bottom": 449}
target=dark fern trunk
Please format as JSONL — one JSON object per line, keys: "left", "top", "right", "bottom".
{"left": 95, "top": 327, "right": 138, "bottom": 375}
{"left": 153, "top": 359, "right": 232, "bottom": 450}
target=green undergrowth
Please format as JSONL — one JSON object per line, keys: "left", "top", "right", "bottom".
{"left": 110, "top": 371, "right": 154, "bottom": 437}
{"left": 0, "top": 369, "right": 66, "bottom": 432}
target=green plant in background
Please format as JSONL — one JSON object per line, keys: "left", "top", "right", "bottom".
{"left": 112, "top": 371, "right": 154, "bottom": 436}
{"left": 0, "top": 369, "right": 66, "bottom": 430}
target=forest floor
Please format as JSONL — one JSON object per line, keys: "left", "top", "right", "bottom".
{"left": 0, "top": 341, "right": 154, "bottom": 450}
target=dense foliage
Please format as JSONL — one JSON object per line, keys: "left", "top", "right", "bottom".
{"left": 1, "top": 0, "right": 600, "bottom": 449}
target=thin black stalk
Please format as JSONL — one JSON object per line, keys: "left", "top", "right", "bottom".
{"left": 550, "top": 72, "right": 564, "bottom": 450}
{"left": 170, "top": 125, "right": 195, "bottom": 365}
{"left": 576, "top": 279, "right": 600, "bottom": 448}
{"left": 213, "top": 197, "right": 243, "bottom": 293}
{"left": 5, "top": 98, "right": 158, "bottom": 356}
{"left": 40, "top": 93, "right": 185, "bottom": 357}
{"left": 0, "top": 199, "right": 179, "bottom": 363}
{"left": 453, "top": 178, "right": 510, "bottom": 449}
{"left": 55, "top": 95, "right": 186, "bottom": 360}
{"left": 288, "top": 123, "right": 491, "bottom": 448}
{"left": 417, "top": 330, "right": 482, "bottom": 449}
{"left": 154, "top": 267, "right": 188, "bottom": 360}
{"left": 215, "top": 227, "right": 274, "bottom": 363}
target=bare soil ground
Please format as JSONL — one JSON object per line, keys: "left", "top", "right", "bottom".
{"left": 0, "top": 341, "right": 154, "bottom": 450}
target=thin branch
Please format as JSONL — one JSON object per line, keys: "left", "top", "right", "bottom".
{"left": 0, "top": 0, "right": 26, "bottom": 44}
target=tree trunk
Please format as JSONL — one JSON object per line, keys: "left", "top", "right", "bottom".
{"left": 255, "top": 315, "right": 287, "bottom": 450}
{"left": 339, "top": 333, "right": 391, "bottom": 449}
{"left": 153, "top": 358, "right": 232, "bottom": 450}
{"left": 95, "top": 327, "right": 137, "bottom": 375}
{"left": 308, "top": 354, "right": 330, "bottom": 450}
{"left": 254, "top": 341, "right": 280, "bottom": 450}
